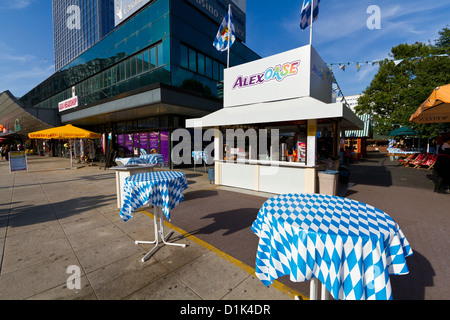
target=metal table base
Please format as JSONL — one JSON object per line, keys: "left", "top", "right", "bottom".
{"left": 135, "top": 205, "right": 186, "bottom": 262}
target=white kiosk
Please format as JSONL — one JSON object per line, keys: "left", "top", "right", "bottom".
{"left": 187, "top": 45, "right": 363, "bottom": 195}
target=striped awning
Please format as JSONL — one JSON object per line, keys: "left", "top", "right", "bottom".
{"left": 345, "top": 114, "right": 372, "bottom": 138}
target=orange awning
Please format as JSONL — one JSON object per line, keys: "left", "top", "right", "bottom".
{"left": 410, "top": 84, "right": 450, "bottom": 123}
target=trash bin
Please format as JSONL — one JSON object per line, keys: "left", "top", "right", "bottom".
{"left": 339, "top": 166, "right": 350, "bottom": 185}
{"left": 318, "top": 170, "right": 339, "bottom": 195}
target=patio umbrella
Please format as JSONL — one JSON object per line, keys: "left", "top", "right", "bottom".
{"left": 409, "top": 84, "right": 450, "bottom": 123}
{"left": 28, "top": 124, "right": 101, "bottom": 168}
{"left": 388, "top": 126, "right": 419, "bottom": 136}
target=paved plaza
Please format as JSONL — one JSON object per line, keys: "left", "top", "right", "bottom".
{"left": 0, "top": 152, "right": 448, "bottom": 301}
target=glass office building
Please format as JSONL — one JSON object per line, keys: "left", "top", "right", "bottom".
{"left": 17, "top": 0, "right": 259, "bottom": 165}
{"left": 53, "top": 0, "right": 115, "bottom": 71}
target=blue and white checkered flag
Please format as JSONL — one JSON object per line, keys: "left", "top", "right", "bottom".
{"left": 213, "top": 6, "right": 235, "bottom": 52}
{"left": 300, "top": 0, "right": 321, "bottom": 30}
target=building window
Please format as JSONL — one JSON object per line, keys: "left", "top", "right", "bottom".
{"left": 150, "top": 46, "right": 157, "bottom": 69}
{"left": 137, "top": 53, "right": 143, "bottom": 74}
{"left": 158, "top": 42, "right": 165, "bottom": 66}
{"left": 130, "top": 55, "right": 137, "bottom": 77}
{"left": 180, "top": 44, "right": 188, "bottom": 69}
{"left": 188, "top": 48, "right": 196, "bottom": 72}
{"left": 143, "top": 50, "right": 150, "bottom": 72}
{"left": 119, "top": 61, "right": 126, "bottom": 81}
{"left": 213, "top": 60, "right": 219, "bottom": 81}
{"left": 205, "top": 56, "right": 212, "bottom": 78}
{"left": 198, "top": 52, "right": 205, "bottom": 75}
{"left": 111, "top": 65, "right": 117, "bottom": 84}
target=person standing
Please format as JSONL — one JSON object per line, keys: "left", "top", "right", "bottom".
{"left": 434, "top": 136, "right": 450, "bottom": 193}
{"left": 3, "top": 144, "right": 10, "bottom": 161}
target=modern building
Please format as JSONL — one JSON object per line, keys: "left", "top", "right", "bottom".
{"left": 0, "top": 0, "right": 259, "bottom": 165}
{"left": 53, "top": 0, "right": 116, "bottom": 71}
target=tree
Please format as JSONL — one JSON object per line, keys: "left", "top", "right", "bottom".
{"left": 356, "top": 26, "right": 450, "bottom": 138}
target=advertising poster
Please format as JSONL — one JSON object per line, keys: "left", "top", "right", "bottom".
{"left": 117, "top": 134, "right": 124, "bottom": 148}
{"left": 125, "top": 133, "right": 133, "bottom": 154}
{"left": 160, "top": 131, "right": 169, "bottom": 163}
{"left": 149, "top": 132, "right": 159, "bottom": 153}
{"left": 133, "top": 133, "right": 139, "bottom": 155}
{"left": 139, "top": 132, "right": 148, "bottom": 152}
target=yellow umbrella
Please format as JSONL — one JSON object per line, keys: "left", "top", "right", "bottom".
{"left": 410, "top": 84, "right": 450, "bottom": 123}
{"left": 28, "top": 124, "right": 101, "bottom": 139}
{"left": 28, "top": 124, "right": 101, "bottom": 168}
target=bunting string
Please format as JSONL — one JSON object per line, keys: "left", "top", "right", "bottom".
{"left": 327, "top": 52, "right": 449, "bottom": 72}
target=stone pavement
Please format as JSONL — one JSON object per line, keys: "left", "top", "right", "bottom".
{"left": 0, "top": 155, "right": 299, "bottom": 301}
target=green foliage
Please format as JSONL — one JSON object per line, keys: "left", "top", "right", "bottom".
{"left": 355, "top": 26, "right": 450, "bottom": 138}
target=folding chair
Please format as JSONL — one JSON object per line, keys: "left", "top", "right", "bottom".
{"left": 407, "top": 153, "right": 427, "bottom": 167}
{"left": 416, "top": 154, "right": 437, "bottom": 170}
{"left": 398, "top": 153, "right": 417, "bottom": 166}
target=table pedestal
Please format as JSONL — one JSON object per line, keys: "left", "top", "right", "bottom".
{"left": 135, "top": 205, "right": 186, "bottom": 262}
{"left": 193, "top": 161, "right": 206, "bottom": 173}
{"left": 310, "top": 278, "right": 329, "bottom": 300}
{"left": 294, "top": 279, "right": 329, "bottom": 300}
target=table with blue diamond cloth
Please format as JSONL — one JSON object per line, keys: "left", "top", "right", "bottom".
{"left": 116, "top": 154, "right": 164, "bottom": 166}
{"left": 251, "top": 193, "right": 413, "bottom": 300}
{"left": 120, "top": 171, "right": 188, "bottom": 262}
{"left": 192, "top": 151, "right": 209, "bottom": 173}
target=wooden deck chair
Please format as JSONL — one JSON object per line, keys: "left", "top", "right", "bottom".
{"left": 402, "top": 153, "right": 421, "bottom": 167}
{"left": 398, "top": 153, "right": 418, "bottom": 166}
{"left": 408, "top": 153, "right": 427, "bottom": 167}
{"left": 417, "top": 154, "right": 437, "bottom": 170}
{"left": 412, "top": 153, "right": 430, "bottom": 168}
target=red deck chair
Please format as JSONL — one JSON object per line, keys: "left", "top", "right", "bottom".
{"left": 398, "top": 153, "right": 418, "bottom": 166}
{"left": 416, "top": 154, "right": 438, "bottom": 170}
{"left": 408, "top": 153, "right": 427, "bottom": 167}
{"left": 403, "top": 153, "right": 421, "bottom": 167}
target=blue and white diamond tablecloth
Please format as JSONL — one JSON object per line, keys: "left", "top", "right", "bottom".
{"left": 251, "top": 193, "right": 413, "bottom": 300}
{"left": 116, "top": 154, "right": 164, "bottom": 166}
{"left": 192, "top": 151, "right": 208, "bottom": 162}
{"left": 139, "top": 154, "right": 165, "bottom": 166}
{"left": 120, "top": 171, "right": 188, "bottom": 222}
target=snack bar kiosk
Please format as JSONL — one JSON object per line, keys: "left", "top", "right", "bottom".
{"left": 187, "top": 45, "right": 363, "bottom": 195}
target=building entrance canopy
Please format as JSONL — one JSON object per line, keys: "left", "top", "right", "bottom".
{"left": 186, "top": 96, "right": 362, "bottom": 130}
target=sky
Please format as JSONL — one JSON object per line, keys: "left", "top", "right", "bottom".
{"left": 0, "top": 0, "right": 449, "bottom": 99}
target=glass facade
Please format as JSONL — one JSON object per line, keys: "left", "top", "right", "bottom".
{"left": 19, "top": 0, "right": 260, "bottom": 165}
{"left": 21, "top": 0, "right": 259, "bottom": 110}
{"left": 53, "top": 0, "right": 115, "bottom": 71}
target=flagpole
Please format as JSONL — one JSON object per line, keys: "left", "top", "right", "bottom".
{"left": 309, "top": 0, "right": 314, "bottom": 45}
{"left": 227, "top": 4, "right": 231, "bottom": 68}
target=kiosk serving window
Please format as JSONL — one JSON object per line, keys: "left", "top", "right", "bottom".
{"left": 220, "top": 122, "right": 309, "bottom": 165}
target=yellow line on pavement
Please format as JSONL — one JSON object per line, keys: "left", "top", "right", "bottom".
{"left": 141, "top": 208, "right": 308, "bottom": 300}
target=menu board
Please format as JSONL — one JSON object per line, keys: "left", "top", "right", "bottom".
{"left": 9, "top": 151, "right": 28, "bottom": 172}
